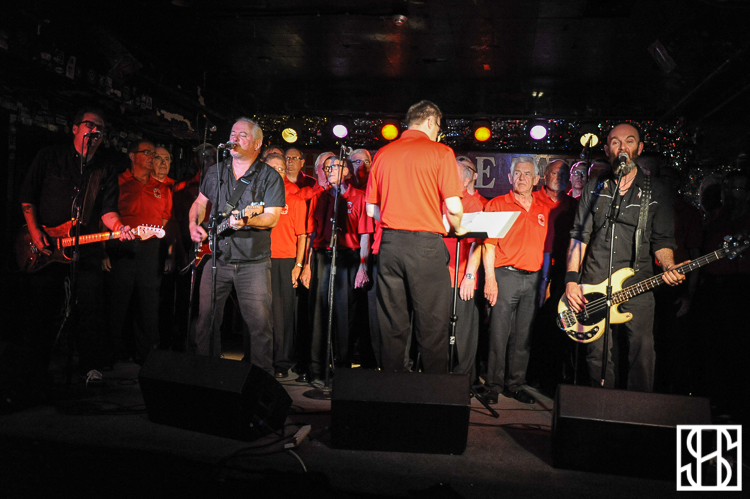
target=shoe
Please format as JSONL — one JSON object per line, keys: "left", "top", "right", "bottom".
{"left": 295, "top": 373, "right": 309, "bottom": 383}
{"left": 81, "top": 369, "right": 103, "bottom": 387}
{"left": 483, "top": 389, "right": 499, "bottom": 405}
{"left": 506, "top": 388, "right": 535, "bottom": 405}
{"left": 275, "top": 370, "right": 288, "bottom": 379}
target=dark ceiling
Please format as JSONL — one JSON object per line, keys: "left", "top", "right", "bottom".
{"left": 4, "top": 0, "right": 750, "bottom": 156}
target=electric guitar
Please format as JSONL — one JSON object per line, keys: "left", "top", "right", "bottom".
{"left": 16, "top": 221, "right": 166, "bottom": 273}
{"left": 193, "top": 203, "right": 265, "bottom": 266}
{"left": 557, "top": 233, "right": 749, "bottom": 343}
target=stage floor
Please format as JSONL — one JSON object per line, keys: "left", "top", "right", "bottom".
{"left": 0, "top": 353, "right": 705, "bottom": 498}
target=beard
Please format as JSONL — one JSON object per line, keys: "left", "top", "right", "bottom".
{"left": 612, "top": 153, "right": 638, "bottom": 176}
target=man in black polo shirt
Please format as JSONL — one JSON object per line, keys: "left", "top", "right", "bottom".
{"left": 188, "top": 118, "right": 285, "bottom": 374}
{"left": 18, "top": 107, "right": 134, "bottom": 387}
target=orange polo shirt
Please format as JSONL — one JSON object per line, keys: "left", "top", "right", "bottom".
{"left": 484, "top": 191, "right": 548, "bottom": 272}
{"left": 118, "top": 169, "right": 172, "bottom": 228}
{"left": 444, "top": 189, "right": 485, "bottom": 288}
{"left": 365, "top": 130, "right": 463, "bottom": 235}
{"left": 270, "top": 181, "right": 307, "bottom": 259}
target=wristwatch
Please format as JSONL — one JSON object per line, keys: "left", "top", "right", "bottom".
{"left": 465, "top": 273, "right": 475, "bottom": 280}
{"left": 295, "top": 262, "right": 304, "bottom": 268}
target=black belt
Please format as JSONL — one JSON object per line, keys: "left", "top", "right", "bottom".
{"left": 501, "top": 266, "right": 537, "bottom": 275}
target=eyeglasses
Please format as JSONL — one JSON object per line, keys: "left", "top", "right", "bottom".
{"left": 78, "top": 120, "right": 106, "bottom": 132}
{"left": 229, "top": 132, "right": 250, "bottom": 140}
{"left": 136, "top": 150, "right": 156, "bottom": 157}
{"left": 351, "top": 159, "right": 369, "bottom": 166}
{"left": 285, "top": 156, "right": 303, "bottom": 162}
{"left": 323, "top": 164, "right": 342, "bottom": 172}
{"left": 154, "top": 155, "right": 171, "bottom": 163}
{"left": 572, "top": 171, "right": 587, "bottom": 177}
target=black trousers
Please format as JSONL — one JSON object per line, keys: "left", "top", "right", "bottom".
{"left": 377, "top": 230, "right": 451, "bottom": 374}
{"left": 192, "top": 258, "right": 274, "bottom": 374}
{"left": 271, "top": 258, "right": 297, "bottom": 372}
{"left": 20, "top": 258, "right": 108, "bottom": 375}
{"left": 309, "top": 248, "right": 359, "bottom": 377}
{"left": 453, "top": 290, "right": 479, "bottom": 379}
{"left": 585, "top": 291, "right": 655, "bottom": 392}
{"left": 107, "top": 238, "right": 161, "bottom": 363}
{"left": 486, "top": 267, "right": 541, "bottom": 391}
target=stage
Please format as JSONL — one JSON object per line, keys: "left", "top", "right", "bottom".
{"left": 0, "top": 348, "right": 707, "bottom": 498}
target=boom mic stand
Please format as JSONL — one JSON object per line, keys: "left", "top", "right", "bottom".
{"left": 207, "top": 146, "right": 228, "bottom": 357}
{"left": 186, "top": 120, "right": 212, "bottom": 350}
{"left": 447, "top": 235, "right": 499, "bottom": 418}
{"left": 599, "top": 166, "right": 625, "bottom": 387}
{"left": 58, "top": 133, "right": 96, "bottom": 385}
{"left": 305, "top": 145, "right": 348, "bottom": 400}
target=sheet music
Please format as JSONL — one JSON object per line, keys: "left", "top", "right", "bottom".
{"left": 443, "top": 211, "right": 520, "bottom": 238}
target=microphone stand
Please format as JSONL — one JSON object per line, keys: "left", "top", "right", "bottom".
{"left": 207, "top": 147, "right": 226, "bottom": 357}
{"left": 447, "top": 234, "right": 499, "bottom": 418}
{"left": 59, "top": 134, "right": 96, "bottom": 385}
{"left": 305, "top": 146, "right": 348, "bottom": 400}
{"left": 186, "top": 123, "right": 211, "bottom": 351}
{"left": 599, "top": 167, "right": 625, "bottom": 387}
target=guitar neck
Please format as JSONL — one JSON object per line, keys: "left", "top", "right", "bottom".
{"left": 60, "top": 230, "right": 125, "bottom": 248}
{"left": 613, "top": 248, "right": 727, "bottom": 304}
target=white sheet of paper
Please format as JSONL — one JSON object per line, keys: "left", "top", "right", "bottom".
{"left": 443, "top": 211, "right": 520, "bottom": 238}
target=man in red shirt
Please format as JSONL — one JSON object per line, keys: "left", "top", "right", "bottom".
{"left": 456, "top": 156, "right": 489, "bottom": 207}
{"left": 285, "top": 148, "right": 317, "bottom": 191}
{"left": 447, "top": 159, "right": 485, "bottom": 380}
{"left": 365, "top": 100, "right": 466, "bottom": 374}
{"left": 106, "top": 139, "right": 172, "bottom": 364}
{"left": 266, "top": 153, "right": 307, "bottom": 378}
{"left": 305, "top": 156, "right": 372, "bottom": 380}
{"left": 468, "top": 156, "right": 548, "bottom": 404}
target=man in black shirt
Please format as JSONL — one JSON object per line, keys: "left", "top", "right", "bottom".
{"left": 188, "top": 118, "right": 284, "bottom": 373}
{"left": 18, "top": 107, "right": 134, "bottom": 385}
{"left": 564, "top": 123, "right": 685, "bottom": 392}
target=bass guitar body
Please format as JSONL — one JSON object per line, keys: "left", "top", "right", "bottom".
{"left": 557, "top": 268, "right": 634, "bottom": 343}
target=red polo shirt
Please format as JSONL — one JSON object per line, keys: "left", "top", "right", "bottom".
{"left": 312, "top": 186, "right": 374, "bottom": 251}
{"left": 533, "top": 189, "right": 577, "bottom": 257}
{"left": 484, "top": 191, "right": 548, "bottom": 272}
{"left": 444, "top": 190, "right": 485, "bottom": 288}
{"left": 271, "top": 181, "right": 307, "bottom": 259}
{"left": 366, "top": 130, "right": 463, "bottom": 235}
{"left": 118, "top": 169, "right": 172, "bottom": 228}
{"left": 470, "top": 190, "right": 489, "bottom": 207}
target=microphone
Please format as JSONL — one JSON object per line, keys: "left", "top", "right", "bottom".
{"left": 217, "top": 141, "right": 237, "bottom": 149}
{"left": 618, "top": 152, "right": 629, "bottom": 167}
{"left": 84, "top": 131, "right": 102, "bottom": 139}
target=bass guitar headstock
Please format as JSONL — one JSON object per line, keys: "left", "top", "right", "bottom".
{"left": 723, "top": 232, "right": 750, "bottom": 260}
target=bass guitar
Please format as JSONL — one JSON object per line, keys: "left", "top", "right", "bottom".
{"left": 193, "top": 203, "right": 265, "bottom": 266}
{"left": 557, "top": 233, "right": 749, "bottom": 343}
{"left": 16, "top": 221, "right": 165, "bottom": 273}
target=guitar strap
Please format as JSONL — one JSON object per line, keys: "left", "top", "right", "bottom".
{"left": 80, "top": 167, "right": 103, "bottom": 227}
{"left": 633, "top": 173, "right": 651, "bottom": 272}
{"left": 221, "top": 159, "right": 262, "bottom": 217}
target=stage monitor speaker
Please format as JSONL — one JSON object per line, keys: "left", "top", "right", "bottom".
{"left": 139, "top": 350, "right": 292, "bottom": 441}
{"left": 331, "top": 369, "right": 470, "bottom": 454}
{"left": 552, "top": 384, "right": 711, "bottom": 478}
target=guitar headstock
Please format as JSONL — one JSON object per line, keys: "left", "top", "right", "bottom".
{"left": 241, "top": 202, "right": 265, "bottom": 219}
{"left": 135, "top": 225, "right": 166, "bottom": 240}
{"left": 723, "top": 232, "right": 750, "bottom": 260}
